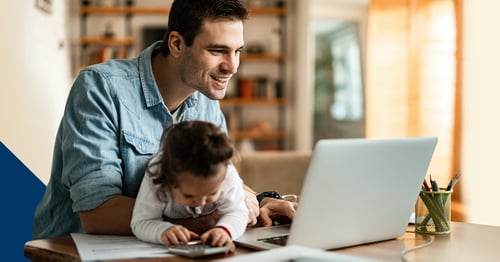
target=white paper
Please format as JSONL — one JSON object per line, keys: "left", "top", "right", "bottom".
{"left": 216, "top": 245, "right": 381, "bottom": 262}
{"left": 71, "top": 233, "right": 173, "bottom": 261}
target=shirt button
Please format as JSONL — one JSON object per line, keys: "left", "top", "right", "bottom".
{"left": 138, "top": 144, "right": 143, "bottom": 150}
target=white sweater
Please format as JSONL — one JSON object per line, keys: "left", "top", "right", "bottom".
{"left": 131, "top": 164, "right": 248, "bottom": 244}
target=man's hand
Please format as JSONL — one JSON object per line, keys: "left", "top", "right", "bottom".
{"left": 258, "top": 197, "right": 297, "bottom": 227}
{"left": 244, "top": 189, "right": 259, "bottom": 226}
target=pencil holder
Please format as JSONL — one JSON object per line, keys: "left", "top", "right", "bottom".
{"left": 415, "top": 189, "right": 452, "bottom": 235}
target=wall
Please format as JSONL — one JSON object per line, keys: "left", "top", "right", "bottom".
{"left": 0, "top": 1, "right": 72, "bottom": 184}
{"left": 461, "top": 0, "right": 500, "bottom": 226}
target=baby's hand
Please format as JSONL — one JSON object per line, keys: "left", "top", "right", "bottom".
{"left": 161, "top": 225, "right": 199, "bottom": 246}
{"left": 200, "top": 227, "right": 235, "bottom": 253}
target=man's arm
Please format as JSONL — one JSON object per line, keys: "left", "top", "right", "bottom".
{"left": 82, "top": 195, "right": 221, "bottom": 237}
{"left": 79, "top": 185, "right": 295, "bottom": 235}
{"left": 79, "top": 195, "right": 135, "bottom": 235}
{"left": 243, "top": 184, "right": 259, "bottom": 226}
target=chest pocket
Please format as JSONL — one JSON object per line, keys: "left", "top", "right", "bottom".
{"left": 121, "top": 131, "right": 159, "bottom": 197}
{"left": 122, "top": 131, "right": 158, "bottom": 154}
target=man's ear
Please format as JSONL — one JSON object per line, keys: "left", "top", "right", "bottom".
{"left": 168, "top": 31, "right": 183, "bottom": 58}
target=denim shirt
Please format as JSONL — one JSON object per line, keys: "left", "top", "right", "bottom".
{"left": 32, "top": 41, "right": 227, "bottom": 239}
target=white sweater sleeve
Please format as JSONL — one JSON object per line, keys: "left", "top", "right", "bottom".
{"left": 131, "top": 172, "right": 174, "bottom": 244}
{"left": 216, "top": 164, "right": 249, "bottom": 239}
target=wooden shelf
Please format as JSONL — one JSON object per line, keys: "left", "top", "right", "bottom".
{"left": 240, "top": 53, "right": 285, "bottom": 62}
{"left": 79, "top": 3, "right": 289, "bottom": 150}
{"left": 80, "top": 6, "right": 286, "bottom": 16}
{"left": 248, "top": 7, "right": 287, "bottom": 16}
{"left": 231, "top": 130, "right": 285, "bottom": 141}
{"left": 80, "top": 6, "right": 170, "bottom": 15}
{"left": 128, "top": 6, "right": 170, "bottom": 14}
{"left": 220, "top": 98, "right": 286, "bottom": 106}
{"left": 80, "top": 37, "right": 134, "bottom": 46}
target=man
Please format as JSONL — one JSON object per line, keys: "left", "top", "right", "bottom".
{"left": 32, "top": 0, "right": 295, "bottom": 240}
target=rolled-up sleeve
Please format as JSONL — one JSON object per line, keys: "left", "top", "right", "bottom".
{"left": 61, "top": 70, "right": 124, "bottom": 212}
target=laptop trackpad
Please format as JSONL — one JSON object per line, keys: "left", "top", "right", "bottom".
{"left": 235, "top": 224, "right": 291, "bottom": 249}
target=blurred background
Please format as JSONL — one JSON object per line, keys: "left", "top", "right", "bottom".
{"left": 1, "top": 0, "right": 498, "bottom": 227}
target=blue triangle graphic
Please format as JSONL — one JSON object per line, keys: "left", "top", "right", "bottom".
{"left": 0, "top": 142, "right": 46, "bottom": 261}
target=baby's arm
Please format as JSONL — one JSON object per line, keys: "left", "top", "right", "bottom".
{"left": 161, "top": 225, "right": 199, "bottom": 246}
{"left": 199, "top": 226, "right": 235, "bottom": 252}
{"left": 131, "top": 173, "right": 199, "bottom": 245}
{"left": 163, "top": 211, "right": 219, "bottom": 235}
{"left": 203, "top": 164, "right": 249, "bottom": 243}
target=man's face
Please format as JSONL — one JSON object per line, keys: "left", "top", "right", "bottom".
{"left": 179, "top": 19, "right": 244, "bottom": 100}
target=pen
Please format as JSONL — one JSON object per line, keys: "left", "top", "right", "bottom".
{"left": 446, "top": 171, "right": 462, "bottom": 191}
{"left": 422, "top": 179, "right": 431, "bottom": 191}
{"left": 430, "top": 174, "right": 440, "bottom": 192}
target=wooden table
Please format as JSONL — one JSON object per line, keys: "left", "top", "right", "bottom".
{"left": 25, "top": 222, "right": 500, "bottom": 262}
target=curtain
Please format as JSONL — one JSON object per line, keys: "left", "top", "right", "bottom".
{"left": 365, "top": 0, "right": 461, "bottom": 199}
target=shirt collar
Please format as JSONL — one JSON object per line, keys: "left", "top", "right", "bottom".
{"left": 138, "top": 41, "right": 164, "bottom": 108}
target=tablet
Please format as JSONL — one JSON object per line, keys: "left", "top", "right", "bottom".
{"left": 167, "top": 240, "right": 231, "bottom": 258}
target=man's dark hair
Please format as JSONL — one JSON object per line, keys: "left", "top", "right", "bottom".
{"left": 159, "top": 0, "right": 248, "bottom": 56}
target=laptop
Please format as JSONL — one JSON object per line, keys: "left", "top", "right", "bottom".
{"left": 235, "top": 137, "right": 438, "bottom": 250}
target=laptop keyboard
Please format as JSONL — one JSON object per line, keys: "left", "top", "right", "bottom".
{"left": 257, "top": 235, "right": 288, "bottom": 246}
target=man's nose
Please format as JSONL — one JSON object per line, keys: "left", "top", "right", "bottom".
{"left": 221, "top": 53, "right": 239, "bottom": 74}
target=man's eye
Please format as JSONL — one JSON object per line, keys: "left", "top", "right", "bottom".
{"left": 209, "top": 49, "right": 224, "bottom": 55}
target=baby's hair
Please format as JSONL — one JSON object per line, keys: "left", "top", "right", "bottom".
{"left": 147, "top": 121, "right": 234, "bottom": 195}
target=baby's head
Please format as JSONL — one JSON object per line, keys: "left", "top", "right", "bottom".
{"left": 155, "top": 120, "right": 234, "bottom": 207}
{"left": 160, "top": 120, "right": 234, "bottom": 182}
